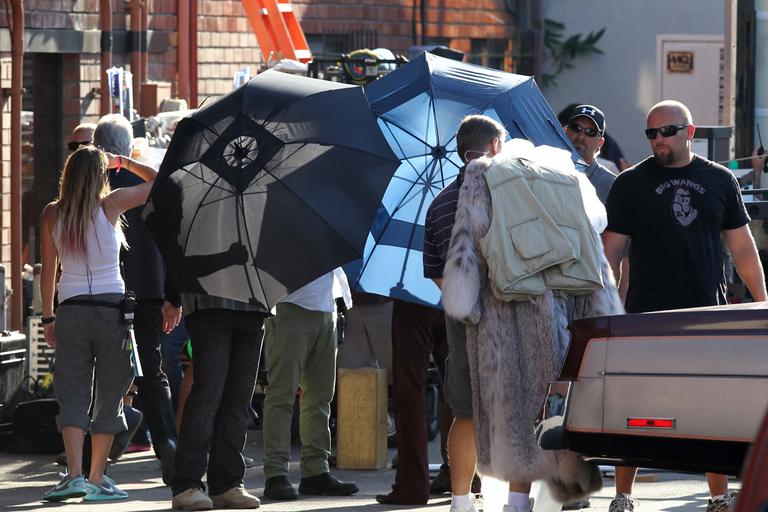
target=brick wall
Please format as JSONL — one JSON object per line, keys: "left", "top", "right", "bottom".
{"left": 195, "top": 1, "right": 261, "bottom": 100}
{"left": 294, "top": 0, "right": 516, "bottom": 57}
{"left": 0, "top": 0, "right": 519, "bottom": 296}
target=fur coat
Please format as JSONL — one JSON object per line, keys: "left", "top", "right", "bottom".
{"left": 441, "top": 157, "right": 624, "bottom": 502}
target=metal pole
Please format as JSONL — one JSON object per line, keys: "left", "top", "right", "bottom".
{"left": 100, "top": 0, "right": 113, "bottom": 115}
{"left": 10, "top": 0, "right": 24, "bottom": 330}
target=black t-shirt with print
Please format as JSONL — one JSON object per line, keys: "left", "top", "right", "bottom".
{"left": 606, "top": 155, "right": 749, "bottom": 313}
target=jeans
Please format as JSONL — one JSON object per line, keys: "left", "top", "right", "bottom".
{"left": 134, "top": 299, "right": 178, "bottom": 448}
{"left": 161, "top": 318, "right": 188, "bottom": 412}
{"left": 171, "top": 309, "right": 264, "bottom": 496}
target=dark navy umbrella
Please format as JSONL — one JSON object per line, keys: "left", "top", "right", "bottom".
{"left": 143, "top": 70, "right": 400, "bottom": 309}
{"left": 348, "top": 53, "right": 580, "bottom": 307}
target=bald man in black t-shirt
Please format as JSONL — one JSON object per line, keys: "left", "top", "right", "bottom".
{"left": 603, "top": 100, "right": 766, "bottom": 512}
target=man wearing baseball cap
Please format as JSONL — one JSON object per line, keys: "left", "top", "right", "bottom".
{"left": 564, "top": 104, "right": 617, "bottom": 205}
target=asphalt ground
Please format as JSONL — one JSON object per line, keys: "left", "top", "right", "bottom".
{"left": 0, "top": 430, "right": 737, "bottom": 511}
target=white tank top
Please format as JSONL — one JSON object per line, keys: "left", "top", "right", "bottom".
{"left": 55, "top": 205, "right": 125, "bottom": 302}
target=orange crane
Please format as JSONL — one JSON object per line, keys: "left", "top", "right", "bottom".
{"left": 241, "top": 0, "right": 312, "bottom": 64}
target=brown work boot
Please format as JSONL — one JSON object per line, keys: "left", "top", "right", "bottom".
{"left": 210, "top": 485, "right": 260, "bottom": 509}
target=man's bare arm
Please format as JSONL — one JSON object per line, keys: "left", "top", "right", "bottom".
{"left": 724, "top": 225, "right": 767, "bottom": 301}
{"left": 602, "top": 230, "right": 630, "bottom": 284}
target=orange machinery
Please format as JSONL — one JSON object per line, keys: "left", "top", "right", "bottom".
{"left": 241, "top": 0, "right": 312, "bottom": 64}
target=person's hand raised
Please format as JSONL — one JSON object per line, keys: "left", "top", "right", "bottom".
{"left": 227, "top": 242, "right": 249, "bottom": 265}
{"left": 104, "top": 152, "right": 122, "bottom": 171}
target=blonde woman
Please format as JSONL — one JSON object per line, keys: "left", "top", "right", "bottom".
{"left": 40, "top": 145, "right": 157, "bottom": 502}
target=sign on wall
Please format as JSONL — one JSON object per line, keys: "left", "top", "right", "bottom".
{"left": 657, "top": 35, "right": 724, "bottom": 126}
{"left": 667, "top": 51, "right": 694, "bottom": 73}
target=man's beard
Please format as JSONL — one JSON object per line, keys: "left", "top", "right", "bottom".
{"left": 653, "top": 147, "right": 676, "bottom": 166}
{"left": 574, "top": 143, "right": 588, "bottom": 161}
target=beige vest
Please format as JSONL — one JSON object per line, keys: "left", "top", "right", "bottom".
{"left": 478, "top": 158, "right": 603, "bottom": 301}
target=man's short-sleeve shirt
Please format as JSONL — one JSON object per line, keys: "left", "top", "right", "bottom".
{"left": 605, "top": 155, "right": 749, "bottom": 313}
{"left": 423, "top": 171, "right": 464, "bottom": 279}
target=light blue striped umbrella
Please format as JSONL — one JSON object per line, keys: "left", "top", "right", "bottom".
{"left": 346, "top": 53, "right": 579, "bottom": 307}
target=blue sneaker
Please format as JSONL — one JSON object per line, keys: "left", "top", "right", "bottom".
{"left": 83, "top": 475, "right": 128, "bottom": 501}
{"left": 43, "top": 473, "right": 88, "bottom": 502}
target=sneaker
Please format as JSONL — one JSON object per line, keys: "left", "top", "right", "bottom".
{"left": 450, "top": 494, "right": 477, "bottom": 512}
{"left": 172, "top": 488, "right": 213, "bottom": 510}
{"left": 298, "top": 472, "right": 358, "bottom": 496}
{"left": 263, "top": 476, "right": 297, "bottom": 500}
{"left": 430, "top": 464, "right": 452, "bottom": 495}
{"left": 706, "top": 493, "right": 736, "bottom": 512}
{"left": 563, "top": 497, "right": 591, "bottom": 510}
{"left": 609, "top": 494, "right": 639, "bottom": 512}
{"left": 125, "top": 442, "right": 152, "bottom": 453}
{"left": 83, "top": 475, "right": 129, "bottom": 501}
{"left": 43, "top": 473, "right": 88, "bottom": 502}
{"left": 210, "top": 485, "right": 260, "bottom": 509}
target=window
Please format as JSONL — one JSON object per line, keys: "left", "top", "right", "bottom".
{"left": 306, "top": 32, "right": 348, "bottom": 57}
{"left": 306, "top": 29, "right": 379, "bottom": 57}
{"left": 469, "top": 39, "right": 510, "bottom": 71}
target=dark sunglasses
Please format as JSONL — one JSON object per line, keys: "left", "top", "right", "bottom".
{"left": 567, "top": 122, "right": 600, "bottom": 138}
{"left": 68, "top": 140, "right": 92, "bottom": 151}
{"left": 644, "top": 124, "right": 688, "bottom": 140}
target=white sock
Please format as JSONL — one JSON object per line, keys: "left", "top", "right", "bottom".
{"left": 508, "top": 491, "right": 530, "bottom": 511}
{"left": 711, "top": 494, "right": 727, "bottom": 501}
{"left": 452, "top": 493, "right": 472, "bottom": 508}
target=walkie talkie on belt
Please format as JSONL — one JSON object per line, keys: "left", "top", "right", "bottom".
{"left": 120, "top": 291, "right": 143, "bottom": 377}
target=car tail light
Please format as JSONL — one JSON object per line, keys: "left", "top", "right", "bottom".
{"left": 627, "top": 418, "right": 676, "bottom": 429}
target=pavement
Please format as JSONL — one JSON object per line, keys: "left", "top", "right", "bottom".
{"left": 0, "top": 430, "right": 739, "bottom": 512}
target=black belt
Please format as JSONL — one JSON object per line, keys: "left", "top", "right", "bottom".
{"left": 59, "top": 298, "right": 120, "bottom": 309}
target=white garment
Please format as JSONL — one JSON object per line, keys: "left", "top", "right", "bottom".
{"left": 497, "top": 139, "right": 607, "bottom": 233}
{"left": 55, "top": 206, "right": 125, "bottom": 302}
{"left": 281, "top": 267, "right": 352, "bottom": 313}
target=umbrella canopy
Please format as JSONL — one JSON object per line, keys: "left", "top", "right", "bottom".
{"left": 143, "top": 69, "right": 400, "bottom": 309}
{"left": 348, "top": 53, "right": 580, "bottom": 307}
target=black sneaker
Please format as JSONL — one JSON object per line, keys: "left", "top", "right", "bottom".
{"left": 244, "top": 455, "right": 255, "bottom": 469}
{"left": 263, "top": 475, "right": 298, "bottom": 500}
{"left": 299, "top": 472, "right": 358, "bottom": 496}
{"left": 429, "top": 464, "right": 451, "bottom": 495}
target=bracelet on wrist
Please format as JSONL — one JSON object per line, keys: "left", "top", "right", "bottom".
{"left": 41, "top": 316, "right": 55, "bottom": 325}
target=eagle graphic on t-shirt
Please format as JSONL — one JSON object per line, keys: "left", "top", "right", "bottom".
{"left": 671, "top": 187, "right": 697, "bottom": 226}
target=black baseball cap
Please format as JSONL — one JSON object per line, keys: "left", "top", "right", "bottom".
{"left": 567, "top": 104, "right": 606, "bottom": 135}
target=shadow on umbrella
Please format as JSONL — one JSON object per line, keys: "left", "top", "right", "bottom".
{"left": 144, "top": 70, "right": 400, "bottom": 309}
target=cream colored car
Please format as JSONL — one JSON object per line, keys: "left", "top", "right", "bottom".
{"left": 537, "top": 302, "right": 768, "bottom": 475}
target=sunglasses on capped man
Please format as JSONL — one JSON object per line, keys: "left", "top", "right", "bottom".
{"left": 644, "top": 124, "right": 689, "bottom": 140}
{"left": 566, "top": 122, "right": 600, "bottom": 138}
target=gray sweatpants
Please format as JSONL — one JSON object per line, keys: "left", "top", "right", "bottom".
{"left": 54, "top": 293, "right": 133, "bottom": 434}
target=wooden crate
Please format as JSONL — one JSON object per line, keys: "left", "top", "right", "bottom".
{"left": 335, "top": 368, "right": 388, "bottom": 469}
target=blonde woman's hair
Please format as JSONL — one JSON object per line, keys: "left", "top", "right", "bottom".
{"left": 55, "top": 145, "right": 125, "bottom": 256}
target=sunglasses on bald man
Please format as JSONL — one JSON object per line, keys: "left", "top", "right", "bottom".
{"left": 566, "top": 122, "right": 600, "bottom": 138}
{"left": 644, "top": 124, "right": 689, "bottom": 140}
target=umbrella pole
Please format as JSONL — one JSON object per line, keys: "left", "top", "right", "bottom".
{"left": 234, "top": 192, "right": 258, "bottom": 304}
